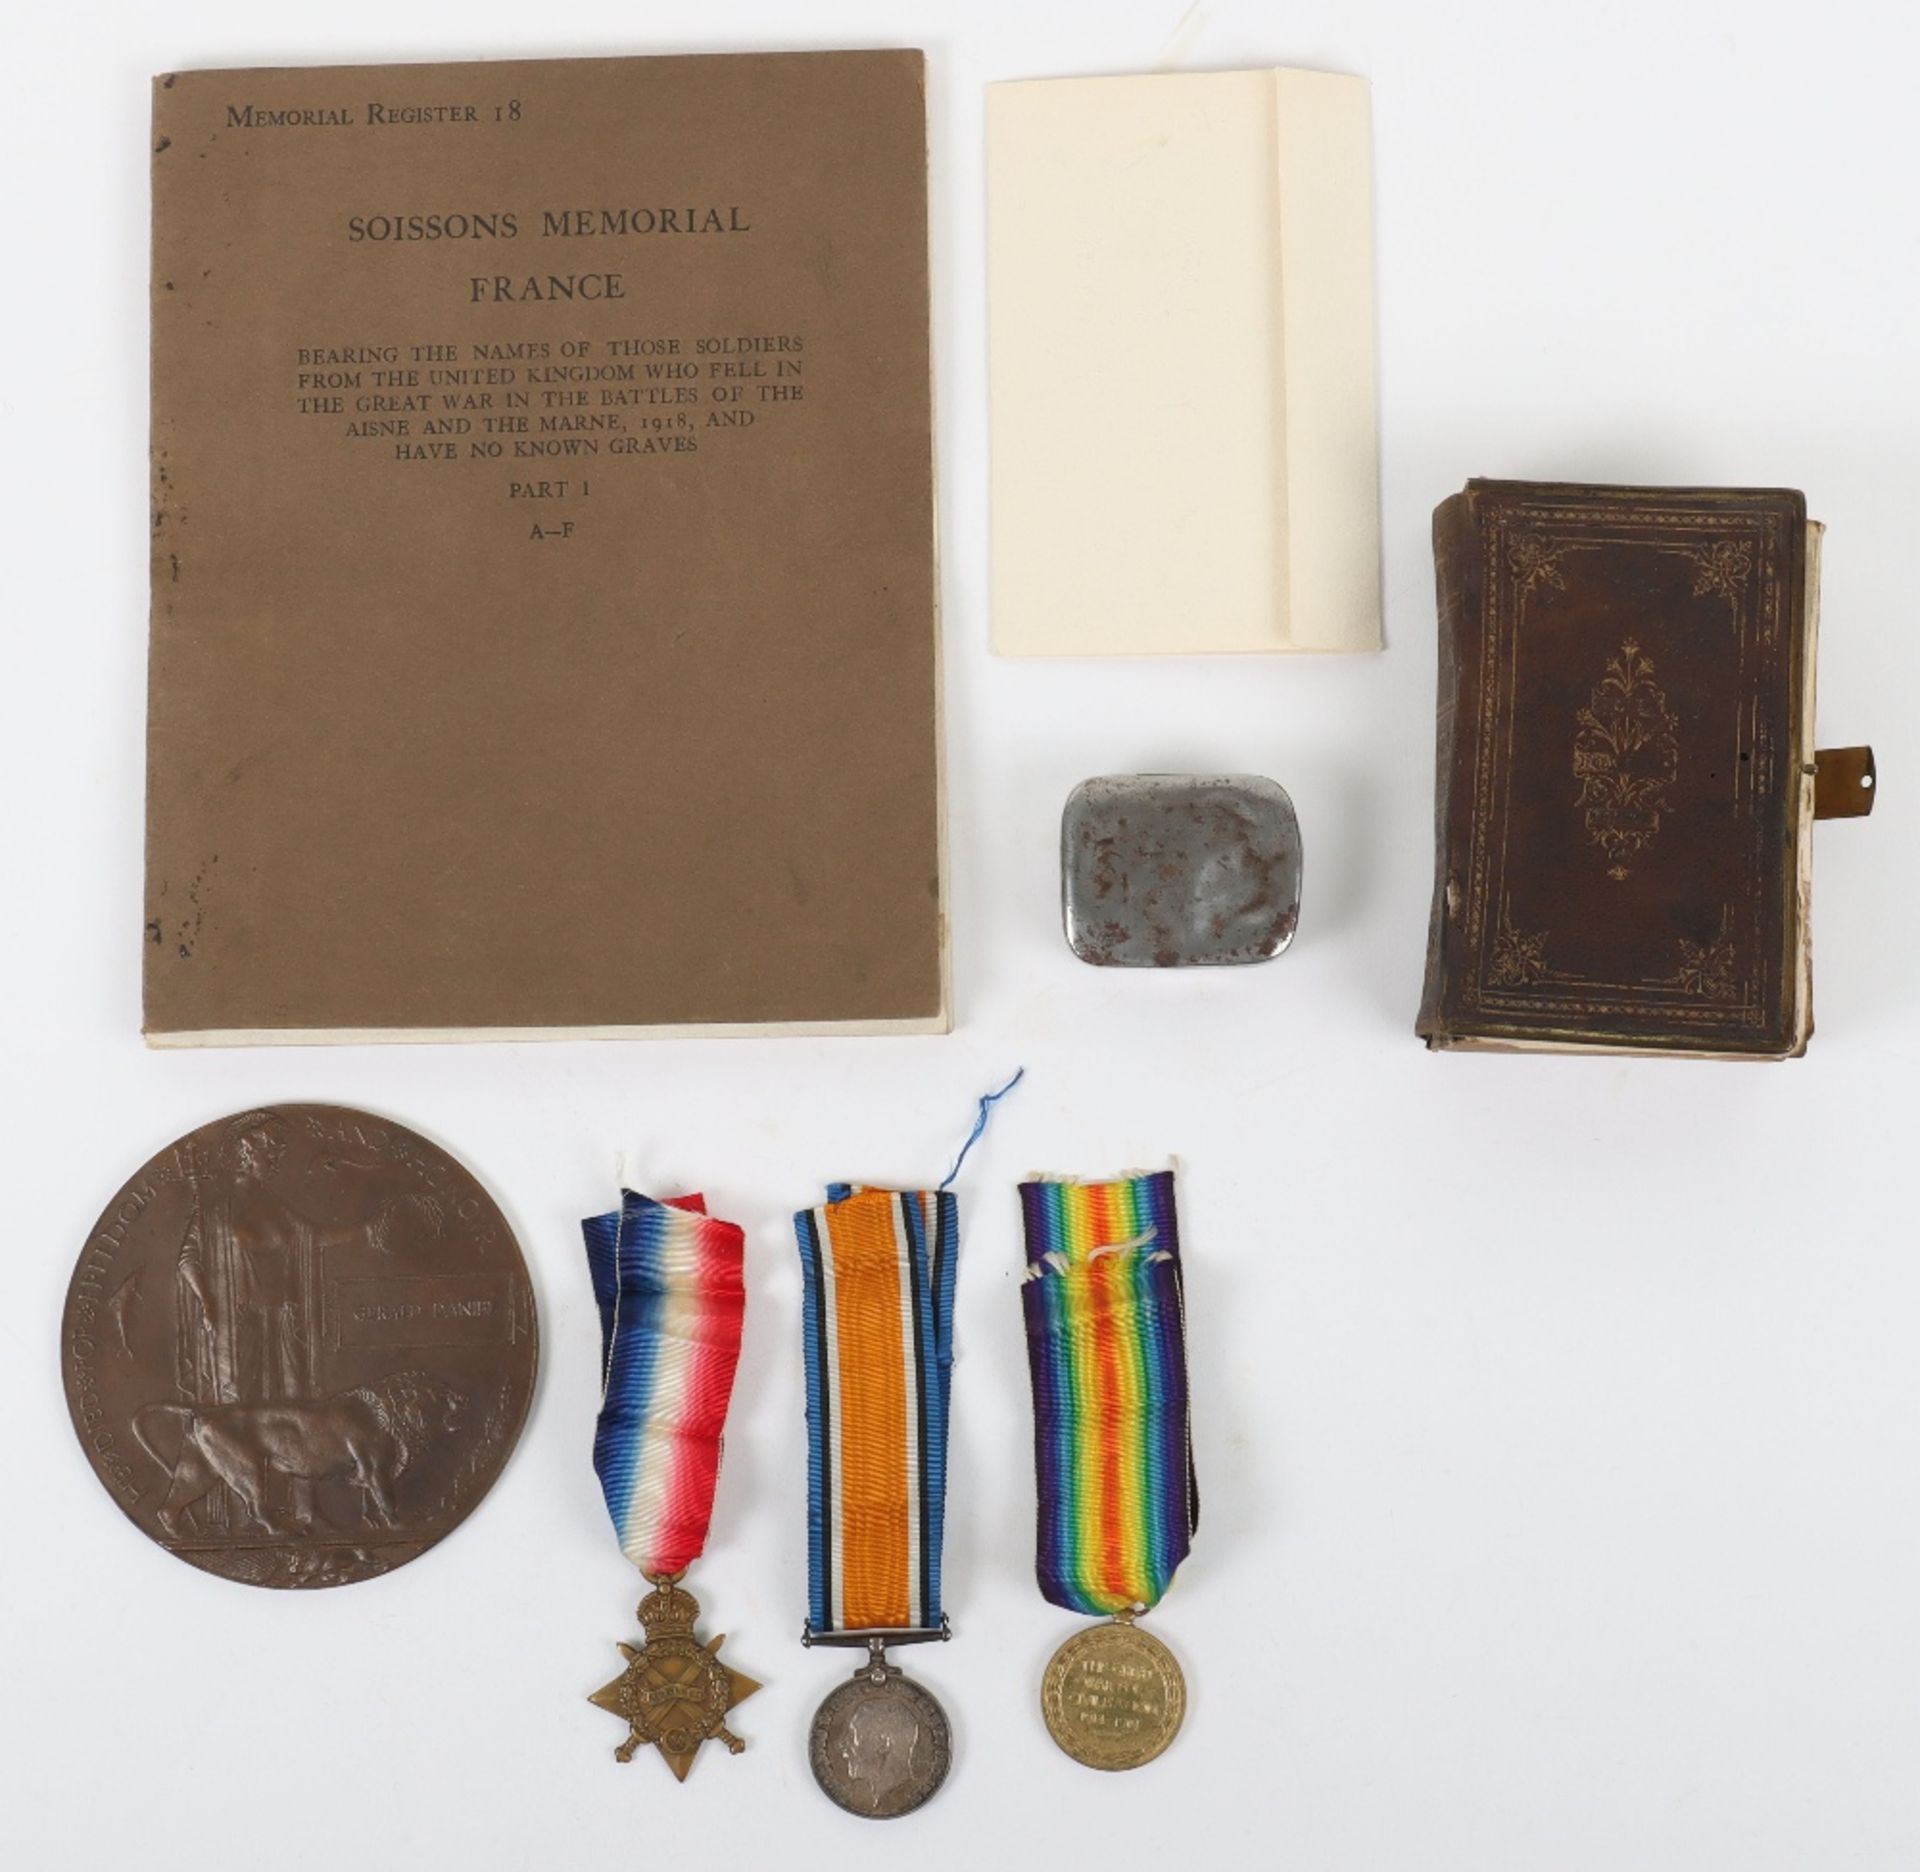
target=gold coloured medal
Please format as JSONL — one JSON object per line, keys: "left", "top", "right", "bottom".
{"left": 1018, "top": 1171, "right": 1201, "bottom": 1773}
{"left": 1041, "top": 1611, "right": 1187, "bottom": 1771}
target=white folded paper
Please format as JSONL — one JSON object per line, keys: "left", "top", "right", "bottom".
{"left": 988, "top": 68, "right": 1381, "bottom": 656}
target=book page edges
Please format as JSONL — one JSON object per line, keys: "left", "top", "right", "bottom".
{"left": 924, "top": 64, "right": 955, "bottom": 1043}
{"left": 1786, "top": 519, "right": 1822, "bottom": 1053}
{"left": 146, "top": 1008, "right": 953, "bottom": 1047}
{"left": 1423, "top": 1035, "right": 1795, "bottom": 1060}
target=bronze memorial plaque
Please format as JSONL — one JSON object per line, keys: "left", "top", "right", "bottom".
{"left": 62, "top": 1104, "right": 536, "bottom": 1588}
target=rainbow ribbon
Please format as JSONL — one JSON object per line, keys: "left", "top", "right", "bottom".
{"left": 795, "top": 1185, "right": 958, "bottom": 1634}
{"left": 584, "top": 1190, "right": 746, "bottom": 1578}
{"left": 1018, "top": 1170, "right": 1198, "bottom": 1617}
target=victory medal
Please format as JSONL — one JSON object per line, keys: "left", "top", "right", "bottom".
{"left": 1020, "top": 1171, "right": 1199, "bottom": 1770}
{"left": 582, "top": 1190, "right": 758, "bottom": 1778}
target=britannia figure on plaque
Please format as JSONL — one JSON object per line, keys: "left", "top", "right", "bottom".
{"left": 159, "top": 1111, "right": 439, "bottom": 1539}
{"left": 175, "top": 1112, "right": 316, "bottom": 1405}
{"left": 172, "top": 1110, "right": 431, "bottom": 1409}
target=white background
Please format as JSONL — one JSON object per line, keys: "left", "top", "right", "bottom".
{"left": 3, "top": 2, "right": 1914, "bottom": 1866}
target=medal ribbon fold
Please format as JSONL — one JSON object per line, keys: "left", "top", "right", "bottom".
{"left": 584, "top": 1189, "right": 746, "bottom": 1578}
{"left": 1019, "top": 1170, "right": 1198, "bottom": 1617}
{"left": 795, "top": 1185, "right": 958, "bottom": 1634}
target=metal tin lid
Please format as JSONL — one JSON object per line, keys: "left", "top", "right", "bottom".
{"left": 1061, "top": 774, "right": 1302, "bottom": 967}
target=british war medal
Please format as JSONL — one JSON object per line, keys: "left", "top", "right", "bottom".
{"left": 795, "top": 1184, "right": 960, "bottom": 1818}
{"left": 584, "top": 1190, "right": 758, "bottom": 1778}
{"left": 1019, "top": 1170, "right": 1198, "bottom": 1769}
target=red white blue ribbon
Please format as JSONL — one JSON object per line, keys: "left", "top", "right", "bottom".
{"left": 584, "top": 1190, "right": 745, "bottom": 1578}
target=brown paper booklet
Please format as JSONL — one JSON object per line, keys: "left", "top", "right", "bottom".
{"left": 147, "top": 52, "right": 946, "bottom": 1044}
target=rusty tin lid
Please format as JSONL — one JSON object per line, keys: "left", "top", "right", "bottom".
{"left": 1061, "top": 774, "right": 1302, "bottom": 967}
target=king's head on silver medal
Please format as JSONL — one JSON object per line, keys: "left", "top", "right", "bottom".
{"left": 809, "top": 1643, "right": 952, "bottom": 1819}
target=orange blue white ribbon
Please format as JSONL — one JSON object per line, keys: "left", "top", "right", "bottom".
{"left": 795, "top": 1185, "right": 958, "bottom": 1634}
{"left": 584, "top": 1189, "right": 746, "bottom": 1578}
{"left": 1018, "top": 1170, "right": 1197, "bottom": 1617}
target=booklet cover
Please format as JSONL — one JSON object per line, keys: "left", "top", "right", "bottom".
{"left": 147, "top": 51, "right": 946, "bottom": 1042}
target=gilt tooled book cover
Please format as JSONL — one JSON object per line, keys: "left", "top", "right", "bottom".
{"left": 1418, "top": 481, "right": 1818, "bottom": 1058}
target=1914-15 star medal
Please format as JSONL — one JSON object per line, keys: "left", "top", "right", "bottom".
{"left": 590, "top": 1575, "right": 760, "bottom": 1780}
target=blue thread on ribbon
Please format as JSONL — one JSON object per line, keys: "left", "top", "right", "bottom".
{"left": 938, "top": 1068, "right": 1026, "bottom": 1191}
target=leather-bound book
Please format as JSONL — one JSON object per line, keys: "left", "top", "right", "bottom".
{"left": 1418, "top": 480, "right": 1873, "bottom": 1059}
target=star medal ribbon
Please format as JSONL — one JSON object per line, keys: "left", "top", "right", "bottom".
{"left": 1019, "top": 1169, "right": 1199, "bottom": 1770}
{"left": 583, "top": 1189, "right": 758, "bottom": 1779}
{"left": 794, "top": 1183, "right": 960, "bottom": 1818}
